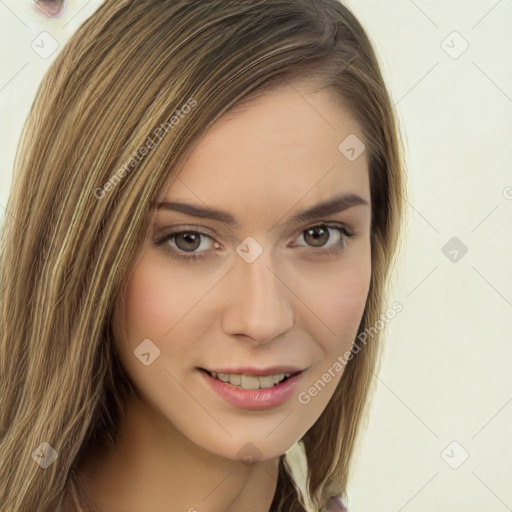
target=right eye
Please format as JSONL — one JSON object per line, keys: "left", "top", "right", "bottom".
{"left": 155, "top": 229, "right": 222, "bottom": 263}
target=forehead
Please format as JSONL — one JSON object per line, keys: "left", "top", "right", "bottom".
{"left": 161, "top": 83, "right": 369, "bottom": 214}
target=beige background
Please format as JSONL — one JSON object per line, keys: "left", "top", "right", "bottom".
{"left": 1, "top": 1, "right": 511, "bottom": 510}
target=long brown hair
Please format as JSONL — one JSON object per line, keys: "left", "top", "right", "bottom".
{"left": 0, "top": 1, "right": 406, "bottom": 511}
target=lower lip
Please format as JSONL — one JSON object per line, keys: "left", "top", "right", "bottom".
{"left": 199, "top": 369, "right": 303, "bottom": 410}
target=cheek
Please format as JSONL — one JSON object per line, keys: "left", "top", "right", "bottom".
{"left": 115, "top": 252, "right": 223, "bottom": 381}
{"left": 112, "top": 256, "right": 215, "bottom": 421}
{"left": 122, "top": 262, "right": 174, "bottom": 344}
{"left": 111, "top": 258, "right": 177, "bottom": 387}
{"left": 121, "top": 254, "right": 207, "bottom": 347}
{"left": 296, "top": 249, "right": 371, "bottom": 347}
{"left": 292, "top": 254, "right": 370, "bottom": 414}
{"left": 322, "top": 267, "right": 370, "bottom": 338}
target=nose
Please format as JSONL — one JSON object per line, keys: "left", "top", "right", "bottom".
{"left": 221, "top": 249, "right": 294, "bottom": 344}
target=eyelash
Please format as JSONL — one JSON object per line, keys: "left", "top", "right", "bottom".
{"left": 154, "top": 223, "right": 354, "bottom": 264}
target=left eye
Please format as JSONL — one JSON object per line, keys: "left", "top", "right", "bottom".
{"left": 291, "top": 224, "right": 352, "bottom": 250}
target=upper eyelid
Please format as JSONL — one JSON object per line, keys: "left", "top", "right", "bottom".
{"left": 157, "top": 222, "right": 353, "bottom": 247}
{"left": 155, "top": 218, "right": 354, "bottom": 236}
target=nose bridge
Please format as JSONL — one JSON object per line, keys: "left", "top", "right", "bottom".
{"left": 221, "top": 241, "right": 294, "bottom": 343}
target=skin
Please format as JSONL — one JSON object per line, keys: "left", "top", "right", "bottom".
{"left": 77, "top": 80, "right": 372, "bottom": 512}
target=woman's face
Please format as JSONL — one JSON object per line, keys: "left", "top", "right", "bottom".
{"left": 113, "top": 81, "right": 372, "bottom": 463}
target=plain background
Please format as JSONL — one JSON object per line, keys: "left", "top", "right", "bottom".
{"left": 1, "top": 1, "right": 511, "bottom": 510}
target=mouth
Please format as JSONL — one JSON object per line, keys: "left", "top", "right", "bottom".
{"left": 198, "top": 368, "right": 304, "bottom": 390}
{"left": 198, "top": 366, "right": 305, "bottom": 410}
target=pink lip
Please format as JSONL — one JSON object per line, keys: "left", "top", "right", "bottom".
{"left": 199, "top": 369, "right": 304, "bottom": 410}
{"left": 34, "top": 0, "right": 65, "bottom": 18}
{"left": 202, "top": 366, "right": 304, "bottom": 376}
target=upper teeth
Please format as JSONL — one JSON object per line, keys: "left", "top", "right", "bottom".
{"left": 210, "top": 371, "right": 293, "bottom": 389}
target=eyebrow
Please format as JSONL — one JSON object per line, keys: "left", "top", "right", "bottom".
{"left": 155, "top": 193, "right": 369, "bottom": 229}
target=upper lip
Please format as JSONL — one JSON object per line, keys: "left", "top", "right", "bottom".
{"left": 200, "top": 366, "right": 305, "bottom": 376}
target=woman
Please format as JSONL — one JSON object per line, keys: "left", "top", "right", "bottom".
{"left": 0, "top": 1, "right": 406, "bottom": 511}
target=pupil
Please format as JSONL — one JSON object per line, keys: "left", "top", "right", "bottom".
{"left": 176, "top": 233, "right": 200, "bottom": 251}
{"left": 304, "top": 226, "right": 328, "bottom": 247}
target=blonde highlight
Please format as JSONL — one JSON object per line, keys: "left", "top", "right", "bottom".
{"left": 0, "top": 1, "right": 407, "bottom": 511}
